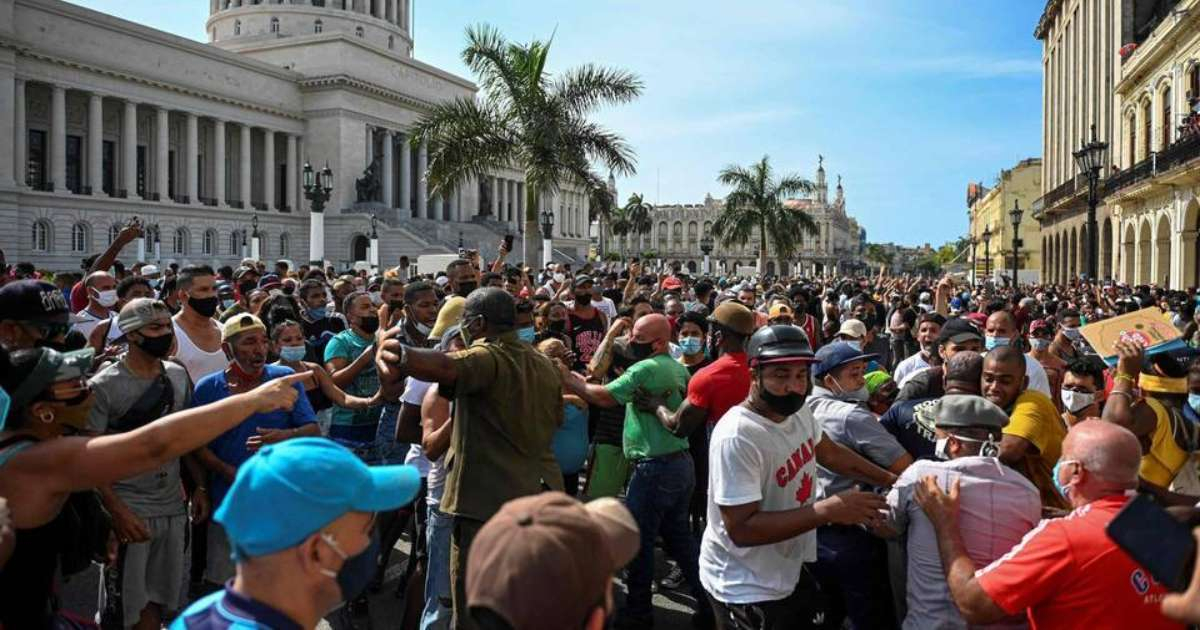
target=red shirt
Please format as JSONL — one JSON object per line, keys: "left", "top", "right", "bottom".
{"left": 70, "top": 280, "right": 88, "bottom": 313}
{"left": 975, "top": 495, "right": 1182, "bottom": 630}
{"left": 688, "top": 351, "right": 751, "bottom": 427}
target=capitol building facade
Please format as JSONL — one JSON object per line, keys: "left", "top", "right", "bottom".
{"left": 0, "top": 0, "right": 593, "bottom": 272}
{"left": 606, "top": 158, "right": 865, "bottom": 277}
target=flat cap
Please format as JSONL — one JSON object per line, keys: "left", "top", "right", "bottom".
{"left": 708, "top": 301, "right": 756, "bottom": 336}
{"left": 932, "top": 394, "right": 1009, "bottom": 430}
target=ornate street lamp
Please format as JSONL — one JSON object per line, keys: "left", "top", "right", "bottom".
{"left": 540, "top": 209, "right": 555, "bottom": 269}
{"left": 369, "top": 213, "right": 379, "bottom": 270}
{"left": 1072, "top": 123, "right": 1108, "bottom": 280}
{"left": 250, "top": 214, "right": 261, "bottom": 261}
{"left": 1009, "top": 200, "right": 1024, "bottom": 288}
{"left": 303, "top": 161, "right": 335, "bottom": 264}
{"left": 700, "top": 233, "right": 714, "bottom": 275}
{"left": 982, "top": 225, "right": 992, "bottom": 280}
{"left": 240, "top": 225, "right": 248, "bottom": 260}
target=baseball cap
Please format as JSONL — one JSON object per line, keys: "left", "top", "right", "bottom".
{"left": 937, "top": 318, "right": 984, "bottom": 346}
{"left": 662, "top": 276, "right": 683, "bottom": 291}
{"left": 836, "top": 319, "right": 867, "bottom": 340}
{"left": 215, "top": 437, "right": 420, "bottom": 558}
{"left": 139, "top": 264, "right": 161, "bottom": 278}
{"left": 932, "top": 394, "right": 1009, "bottom": 431}
{"left": 467, "top": 492, "right": 639, "bottom": 630}
{"left": 221, "top": 313, "right": 267, "bottom": 342}
{"left": 864, "top": 370, "right": 892, "bottom": 395}
{"left": 708, "top": 301, "right": 756, "bottom": 336}
{"left": 964, "top": 312, "right": 988, "bottom": 330}
{"left": 258, "top": 274, "right": 282, "bottom": 291}
{"left": 1029, "top": 319, "right": 1053, "bottom": 337}
{"left": 0, "top": 280, "right": 75, "bottom": 324}
{"left": 812, "top": 341, "right": 878, "bottom": 380}
{"left": 574, "top": 275, "right": 594, "bottom": 288}
{"left": 949, "top": 297, "right": 964, "bottom": 312}
{"left": 5, "top": 347, "right": 94, "bottom": 428}
{"left": 429, "top": 296, "right": 465, "bottom": 340}
{"left": 435, "top": 276, "right": 450, "bottom": 288}
{"left": 116, "top": 298, "right": 172, "bottom": 335}
{"left": 768, "top": 304, "right": 794, "bottom": 319}
{"left": 232, "top": 266, "right": 258, "bottom": 281}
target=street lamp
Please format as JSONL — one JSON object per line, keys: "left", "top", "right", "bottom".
{"left": 369, "top": 213, "right": 379, "bottom": 270}
{"left": 250, "top": 214, "right": 261, "bottom": 261}
{"left": 969, "top": 235, "right": 978, "bottom": 286}
{"left": 700, "top": 233, "right": 714, "bottom": 275}
{"left": 150, "top": 225, "right": 161, "bottom": 264}
{"left": 240, "top": 226, "right": 248, "bottom": 260}
{"left": 982, "top": 225, "right": 992, "bottom": 280}
{"left": 1009, "top": 199, "right": 1024, "bottom": 288}
{"left": 1073, "top": 123, "right": 1108, "bottom": 281}
{"left": 540, "top": 209, "right": 555, "bottom": 269}
{"left": 303, "top": 161, "right": 335, "bottom": 264}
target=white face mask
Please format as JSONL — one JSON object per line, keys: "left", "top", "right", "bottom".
{"left": 94, "top": 289, "right": 119, "bottom": 308}
{"left": 553, "top": 273, "right": 566, "bottom": 284}
{"left": 1060, "top": 389, "right": 1096, "bottom": 415}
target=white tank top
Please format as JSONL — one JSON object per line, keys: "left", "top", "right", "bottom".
{"left": 172, "top": 320, "right": 227, "bottom": 385}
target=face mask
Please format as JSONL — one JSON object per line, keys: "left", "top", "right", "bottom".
{"left": 516, "top": 326, "right": 537, "bottom": 343}
{"left": 237, "top": 282, "right": 256, "bottom": 297}
{"left": 1061, "top": 389, "right": 1096, "bottom": 415}
{"left": 357, "top": 315, "right": 380, "bottom": 335}
{"left": 188, "top": 295, "right": 220, "bottom": 318}
{"left": 757, "top": 379, "right": 806, "bottom": 416}
{"left": 1189, "top": 393, "right": 1200, "bottom": 415}
{"left": 934, "top": 436, "right": 951, "bottom": 461}
{"left": 846, "top": 340, "right": 862, "bottom": 352}
{"left": 279, "top": 344, "right": 307, "bottom": 362}
{"left": 134, "top": 332, "right": 175, "bottom": 359}
{"left": 94, "top": 289, "right": 118, "bottom": 308}
{"left": 387, "top": 300, "right": 404, "bottom": 312}
{"left": 828, "top": 378, "right": 869, "bottom": 402}
{"left": 0, "top": 386, "right": 9, "bottom": 431}
{"left": 221, "top": 298, "right": 237, "bottom": 311}
{"left": 548, "top": 320, "right": 567, "bottom": 334}
{"left": 412, "top": 317, "right": 432, "bottom": 336}
{"left": 574, "top": 292, "right": 590, "bottom": 303}
{"left": 456, "top": 282, "right": 478, "bottom": 298}
{"left": 678, "top": 336, "right": 703, "bottom": 356}
{"left": 319, "top": 530, "right": 380, "bottom": 605}
{"left": 1051, "top": 458, "right": 1079, "bottom": 500}
{"left": 984, "top": 335, "right": 1009, "bottom": 351}
{"left": 148, "top": 279, "right": 161, "bottom": 290}
{"left": 1030, "top": 337, "right": 1051, "bottom": 351}
{"left": 629, "top": 340, "right": 655, "bottom": 360}
{"left": 369, "top": 291, "right": 382, "bottom": 306}
{"left": 308, "top": 306, "right": 328, "bottom": 320}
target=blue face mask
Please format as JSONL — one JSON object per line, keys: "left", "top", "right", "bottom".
{"left": 0, "top": 386, "right": 10, "bottom": 431}
{"left": 1188, "top": 393, "right": 1200, "bottom": 416}
{"left": 516, "top": 326, "right": 537, "bottom": 343}
{"left": 1051, "top": 459, "right": 1078, "bottom": 500}
{"left": 308, "top": 307, "right": 328, "bottom": 320}
{"left": 221, "top": 298, "right": 237, "bottom": 311}
{"left": 985, "top": 336, "right": 1009, "bottom": 351}
{"left": 279, "top": 345, "right": 307, "bottom": 362}
{"left": 678, "top": 336, "right": 704, "bottom": 356}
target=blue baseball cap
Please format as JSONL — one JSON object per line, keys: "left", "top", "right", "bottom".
{"left": 813, "top": 341, "right": 879, "bottom": 380}
{"left": 215, "top": 437, "right": 420, "bottom": 558}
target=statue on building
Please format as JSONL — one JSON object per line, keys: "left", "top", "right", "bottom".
{"left": 356, "top": 156, "right": 382, "bottom": 202}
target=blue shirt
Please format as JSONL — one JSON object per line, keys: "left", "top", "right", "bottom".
{"left": 171, "top": 583, "right": 302, "bottom": 630}
{"left": 879, "top": 397, "right": 938, "bottom": 461}
{"left": 192, "top": 365, "right": 317, "bottom": 505}
{"left": 552, "top": 403, "right": 589, "bottom": 475}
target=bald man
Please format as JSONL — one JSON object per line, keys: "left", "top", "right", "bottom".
{"left": 564, "top": 313, "right": 712, "bottom": 628}
{"left": 984, "top": 310, "right": 1051, "bottom": 398}
{"left": 73, "top": 270, "right": 118, "bottom": 339}
{"left": 916, "top": 421, "right": 1183, "bottom": 629}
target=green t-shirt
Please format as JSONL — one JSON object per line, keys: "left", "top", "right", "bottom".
{"left": 606, "top": 353, "right": 690, "bottom": 460}
{"left": 323, "top": 329, "right": 380, "bottom": 428}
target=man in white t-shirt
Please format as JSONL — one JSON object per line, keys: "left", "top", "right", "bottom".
{"left": 701, "top": 325, "right": 898, "bottom": 629}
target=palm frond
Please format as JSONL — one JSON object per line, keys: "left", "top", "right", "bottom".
{"left": 551, "top": 64, "right": 644, "bottom": 116}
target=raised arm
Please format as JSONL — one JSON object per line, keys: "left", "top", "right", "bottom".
{"left": 325, "top": 342, "right": 376, "bottom": 389}
{"left": 89, "top": 221, "right": 142, "bottom": 273}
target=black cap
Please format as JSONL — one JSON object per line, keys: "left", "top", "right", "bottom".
{"left": 0, "top": 280, "right": 73, "bottom": 324}
{"left": 937, "top": 318, "right": 983, "bottom": 346}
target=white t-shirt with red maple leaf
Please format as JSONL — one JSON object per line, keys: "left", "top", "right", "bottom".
{"left": 700, "top": 403, "right": 824, "bottom": 604}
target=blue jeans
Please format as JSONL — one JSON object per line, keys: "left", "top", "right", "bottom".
{"left": 420, "top": 504, "right": 453, "bottom": 630}
{"left": 621, "top": 451, "right": 707, "bottom": 623}
{"left": 373, "top": 404, "right": 405, "bottom": 464}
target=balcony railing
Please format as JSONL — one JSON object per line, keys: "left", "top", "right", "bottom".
{"left": 1038, "top": 175, "right": 1077, "bottom": 209}
{"left": 1105, "top": 133, "right": 1200, "bottom": 196}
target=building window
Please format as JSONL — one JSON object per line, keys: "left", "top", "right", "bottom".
{"left": 108, "top": 224, "right": 122, "bottom": 245}
{"left": 1190, "top": 66, "right": 1200, "bottom": 111}
{"left": 27, "top": 129, "right": 47, "bottom": 190}
{"left": 1128, "top": 113, "right": 1137, "bottom": 167}
{"left": 31, "top": 220, "right": 50, "bottom": 252}
{"left": 270, "top": 17, "right": 279, "bottom": 33}
{"left": 66, "top": 135, "right": 82, "bottom": 194}
{"left": 355, "top": 26, "right": 364, "bottom": 37}
{"left": 1162, "top": 86, "right": 1172, "bottom": 148}
{"left": 314, "top": 19, "right": 323, "bottom": 33}
{"left": 312, "top": 0, "right": 325, "bottom": 6}
{"left": 1142, "top": 101, "right": 1152, "bottom": 159}
{"left": 71, "top": 223, "right": 89, "bottom": 253}
{"left": 203, "top": 229, "right": 215, "bottom": 255}
{"left": 173, "top": 228, "right": 188, "bottom": 255}
{"left": 388, "top": 35, "right": 394, "bottom": 49}
{"left": 230, "top": 231, "right": 242, "bottom": 255}
{"left": 234, "top": 20, "right": 241, "bottom": 35}
{"left": 278, "top": 233, "right": 289, "bottom": 257}
{"left": 102, "top": 140, "right": 115, "bottom": 196}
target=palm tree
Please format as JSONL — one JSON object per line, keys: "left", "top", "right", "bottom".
{"left": 607, "top": 205, "right": 633, "bottom": 257}
{"left": 409, "top": 24, "right": 642, "bottom": 264}
{"left": 586, "top": 177, "right": 616, "bottom": 257}
{"left": 711, "top": 156, "right": 819, "bottom": 273}
{"left": 622, "top": 193, "right": 654, "bottom": 255}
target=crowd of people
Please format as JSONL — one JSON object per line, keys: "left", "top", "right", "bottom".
{"left": 6, "top": 226, "right": 1200, "bottom": 630}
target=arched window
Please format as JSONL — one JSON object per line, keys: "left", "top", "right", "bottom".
{"left": 687, "top": 221, "right": 698, "bottom": 248}
{"left": 71, "top": 223, "right": 89, "bottom": 253}
{"left": 269, "top": 17, "right": 280, "bottom": 33}
{"left": 672, "top": 221, "right": 683, "bottom": 249}
{"left": 1142, "top": 100, "right": 1152, "bottom": 158}
{"left": 230, "top": 230, "right": 242, "bottom": 255}
{"left": 203, "top": 229, "right": 216, "bottom": 255}
{"left": 657, "top": 221, "right": 668, "bottom": 249}
{"left": 314, "top": 19, "right": 323, "bottom": 33}
{"left": 355, "top": 26, "right": 364, "bottom": 37}
{"left": 31, "top": 220, "right": 51, "bottom": 252}
{"left": 257, "top": 231, "right": 269, "bottom": 257}
{"left": 108, "top": 224, "right": 122, "bottom": 245}
{"left": 278, "top": 233, "right": 290, "bottom": 257}
{"left": 234, "top": 20, "right": 241, "bottom": 35}
{"left": 1127, "top": 111, "right": 1137, "bottom": 168}
{"left": 1162, "top": 85, "right": 1172, "bottom": 149}
{"left": 173, "top": 228, "right": 188, "bottom": 255}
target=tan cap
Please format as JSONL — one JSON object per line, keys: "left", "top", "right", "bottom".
{"left": 467, "top": 492, "right": 639, "bottom": 629}
{"left": 221, "top": 313, "right": 266, "bottom": 342}
{"left": 428, "top": 296, "right": 464, "bottom": 340}
{"left": 709, "top": 301, "right": 757, "bottom": 335}
{"left": 117, "top": 298, "right": 172, "bottom": 335}
{"left": 768, "top": 304, "right": 794, "bottom": 319}
{"left": 837, "top": 318, "right": 867, "bottom": 340}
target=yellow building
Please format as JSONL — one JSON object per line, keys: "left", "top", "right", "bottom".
{"left": 967, "top": 158, "right": 1044, "bottom": 284}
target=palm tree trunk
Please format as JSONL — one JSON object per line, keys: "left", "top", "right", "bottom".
{"left": 758, "top": 219, "right": 767, "bottom": 275}
{"left": 524, "top": 183, "right": 541, "bottom": 269}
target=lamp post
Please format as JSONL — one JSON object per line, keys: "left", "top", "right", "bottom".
{"left": 250, "top": 214, "right": 261, "bottom": 262}
{"left": 150, "top": 225, "right": 161, "bottom": 264}
{"left": 369, "top": 213, "right": 379, "bottom": 271}
{"left": 969, "top": 236, "right": 978, "bottom": 286}
{"left": 303, "top": 162, "right": 334, "bottom": 264}
{"left": 982, "top": 225, "right": 992, "bottom": 280}
{"left": 700, "top": 233, "right": 714, "bottom": 275}
{"left": 240, "top": 227, "right": 247, "bottom": 261}
{"left": 1009, "top": 200, "right": 1024, "bottom": 288}
{"left": 1072, "top": 123, "right": 1109, "bottom": 281}
{"left": 540, "top": 209, "right": 555, "bottom": 270}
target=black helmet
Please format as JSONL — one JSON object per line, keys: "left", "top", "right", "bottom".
{"left": 746, "top": 325, "right": 816, "bottom": 367}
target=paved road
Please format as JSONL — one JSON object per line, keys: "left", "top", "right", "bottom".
{"left": 59, "top": 534, "right": 702, "bottom": 629}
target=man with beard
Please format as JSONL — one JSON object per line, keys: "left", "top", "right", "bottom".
{"left": 297, "top": 279, "right": 344, "bottom": 362}
{"left": 701, "top": 326, "right": 892, "bottom": 629}
{"left": 324, "top": 292, "right": 383, "bottom": 444}
{"left": 191, "top": 314, "right": 319, "bottom": 585}
{"left": 894, "top": 313, "right": 945, "bottom": 386}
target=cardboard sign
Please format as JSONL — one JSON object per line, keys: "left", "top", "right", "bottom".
{"left": 1079, "top": 307, "right": 1180, "bottom": 359}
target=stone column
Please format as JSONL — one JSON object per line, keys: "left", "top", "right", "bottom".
{"left": 491, "top": 176, "right": 500, "bottom": 217}
{"left": 373, "top": 0, "right": 384, "bottom": 19}
{"left": 186, "top": 112, "right": 199, "bottom": 204}
{"left": 430, "top": 193, "right": 442, "bottom": 220}
{"left": 515, "top": 182, "right": 524, "bottom": 231}
{"left": 286, "top": 134, "right": 297, "bottom": 212}
{"left": 123, "top": 100, "right": 139, "bottom": 200}
{"left": 13, "top": 79, "right": 26, "bottom": 187}
{"left": 263, "top": 129, "right": 275, "bottom": 210}
{"left": 51, "top": 84, "right": 66, "bottom": 191}
{"left": 240, "top": 124, "right": 251, "bottom": 208}
{"left": 155, "top": 107, "right": 169, "bottom": 200}
{"left": 88, "top": 94, "right": 103, "bottom": 195}
{"left": 399, "top": 133, "right": 411, "bottom": 213}
{"left": 214, "top": 120, "right": 226, "bottom": 206}
{"left": 416, "top": 139, "right": 428, "bottom": 218}
{"left": 449, "top": 184, "right": 460, "bottom": 221}
{"left": 381, "top": 129, "right": 394, "bottom": 208}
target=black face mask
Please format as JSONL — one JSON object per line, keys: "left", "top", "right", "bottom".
{"left": 357, "top": 315, "right": 380, "bottom": 335}
{"left": 548, "top": 320, "right": 567, "bottom": 334}
{"left": 134, "top": 332, "right": 175, "bottom": 359}
{"left": 574, "top": 293, "right": 591, "bottom": 304}
{"left": 188, "top": 295, "right": 220, "bottom": 318}
{"left": 456, "top": 282, "right": 478, "bottom": 298}
{"left": 238, "top": 282, "right": 256, "bottom": 297}
{"left": 757, "top": 379, "right": 806, "bottom": 416}
{"left": 388, "top": 300, "right": 404, "bottom": 312}
{"left": 629, "top": 340, "right": 655, "bottom": 360}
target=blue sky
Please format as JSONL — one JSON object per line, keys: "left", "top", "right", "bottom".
{"left": 67, "top": 0, "right": 1045, "bottom": 247}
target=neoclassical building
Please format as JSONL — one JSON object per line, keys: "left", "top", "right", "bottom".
{"left": 0, "top": 0, "right": 592, "bottom": 272}
{"left": 605, "top": 158, "right": 864, "bottom": 276}
{"left": 966, "top": 158, "right": 1043, "bottom": 284}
